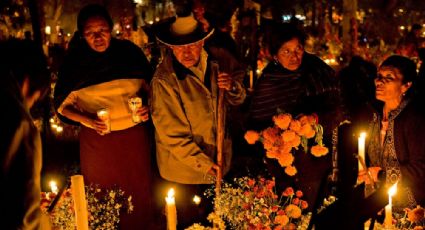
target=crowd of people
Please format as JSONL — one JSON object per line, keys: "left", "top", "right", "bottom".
{"left": 2, "top": 1, "right": 425, "bottom": 229}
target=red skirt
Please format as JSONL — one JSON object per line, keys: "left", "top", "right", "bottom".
{"left": 79, "top": 124, "right": 153, "bottom": 228}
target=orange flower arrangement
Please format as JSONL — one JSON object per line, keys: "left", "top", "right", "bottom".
{"left": 245, "top": 112, "right": 328, "bottom": 176}
{"left": 204, "top": 177, "right": 311, "bottom": 230}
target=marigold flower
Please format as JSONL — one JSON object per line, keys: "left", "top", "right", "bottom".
{"left": 280, "top": 143, "right": 292, "bottom": 154}
{"left": 277, "top": 153, "right": 294, "bottom": 167}
{"left": 292, "top": 197, "right": 300, "bottom": 205}
{"left": 408, "top": 206, "right": 425, "bottom": 223}
{"left": 283, "top": 223, "right": 297, "bottom": 230}
{"left": 305, "top": 129, "right": 316, "bottom": 139}
{"left": 266, "top": 150, "right": 280, "bottom": 159}
{"left": 274, "top": 214, "right": 289, "bottom": 226}
{"left": 301, "top": 200, "right": 308, "bottom": 209}
{"left": 263, "top": 140, "right": 273, "bottom": 150}
{"left": 282, "top": 130, "right": 296, "bottom": 142}
{"left": 283, "top": 187, "right": 294, "bottom": 197}
{"left": 311, "top": 145, "right": 329, "bottom": 157}
{"left": 273, "top": 114, "right": 292, "bottom": 130}
{"left": 248, "top": 179, "right": 256, "bottom": 187}
{"left": 245, "top": 130, "right": 260, "bottom": 144}
{"left": 298, "top": 123, "right": 313, "bottom": 136}
{"left": 284, "top": 165, "right": 297, "bottom": 176}
{"left": 289, "top": 135, "right": 301, "bottom": 148}
{"left": 307, "top": 114, "right": 318, "bottom": 125}
{"left": 266, "top": 180, "right": 275, "bottom": 190}
{"left": 262, "top": 127, "right": 281, "bottom": 144}
{"left": 271, "top": 206, "right": 279, "bottom": 212}
{"left": 295, "top": 190, "right": 303, "bottom": 198}
{"left": 413, "top": 226, "right": 424, "bottom": 230}
{"left": 289, "top": 120, "right": 301, "bottom": 132}
{"left": 285, "top": 204, "right": 302, "bottom": 218}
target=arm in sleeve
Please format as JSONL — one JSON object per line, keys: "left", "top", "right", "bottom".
{"left": 150, "top": 77, "right": 214, "bottom": 174}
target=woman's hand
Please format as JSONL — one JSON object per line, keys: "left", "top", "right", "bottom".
{"left": 357, "top": 166, "right": 381, "bottom": 185}
{"left": 217, "top": 72, "right": 234, "bottom": 91}
{"left": 135, "top": 105, "right": 150, "bottom": 122}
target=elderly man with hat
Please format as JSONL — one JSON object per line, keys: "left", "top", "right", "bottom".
{"left": 151, "top": 5, "right": 246, "bottom": 228}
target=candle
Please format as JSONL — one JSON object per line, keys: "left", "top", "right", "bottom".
{"left": 49, "top": 180, "right": 58, "bottom": 194}
{"left": 71, "top": 175, "right": 89, "bottom": 230}
{"left": 384, "top": 183, "right": 397, "bottom": 228}
{"left": 358, "top": 132, "right": 366, "bottom": 172}
{"left": 193, "top": 195, "right": 201, "bottom": 205}
{"left": 165, "top": 188, "right": 177, "bottom": 230}
{"left": 249, "top": 70, "right": 254, "bottom": 90}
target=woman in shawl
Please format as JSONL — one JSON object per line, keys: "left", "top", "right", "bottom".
{"left": 54, "top": 4, "right": 154, "bottom": 228}
{"left": 365, "top": 55, "right": 425, "bottom": 210}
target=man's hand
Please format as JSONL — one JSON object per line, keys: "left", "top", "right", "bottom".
{"left": 217, "top": 72, "right": 234, "bottom": 91}
{"left": 207, "top": 164, "right": 220, "bottom": 176}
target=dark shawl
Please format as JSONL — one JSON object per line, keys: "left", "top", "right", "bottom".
{"left": 54, "top": 38, "right": 152, "bottom": 124}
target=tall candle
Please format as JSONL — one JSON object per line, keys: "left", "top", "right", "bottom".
{"left": 165, "top": 188, "right": 177, "bottom": 230}
{"left": 384, "top": 183, "right": 397, "bottom": 228}
{"left": 71, "top": 175, "right": 89, "bottom": 230}
{"left": 249, "top": 70, "right": 254, "bottom": 90}
{"left": 358, "top": 132, "right": 366, "bottom": 172}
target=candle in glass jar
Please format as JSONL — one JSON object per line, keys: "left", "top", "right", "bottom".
{"left": 165, "top": 188, "right": 177, "bottom": 230}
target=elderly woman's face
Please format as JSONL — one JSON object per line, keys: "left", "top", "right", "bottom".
{"left": 375, "top": 66, "right": 411, "bottom": 103}
{"left": 83, "top": 16, "right": 111, "bottom": 52}
{"left": 276, "top": 38, "right": 304, "bottom": 71}
{"left": 171, "top": 41, "right": 204, "bottom": 68}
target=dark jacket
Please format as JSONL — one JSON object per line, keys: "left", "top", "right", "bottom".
{"left": 367, "top": 100, "right": 425, "bottom": 206}
{"left": 0, "top": 76, "right": 42, "bottom": 229}
{"left": 248, "top": 52, "right": 343, "bottom": 211}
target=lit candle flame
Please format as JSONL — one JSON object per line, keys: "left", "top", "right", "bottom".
{"left": 193, "top": 195, "right": 201, "bottom": 205}
{"left": 165, "top": 188, "right": 175, "bottom": 204}
{"left": 388, "top": 182, "right": 397, "bottom": 197}
{"left": 49, "top": 180, "right": 58, "bottom": 194}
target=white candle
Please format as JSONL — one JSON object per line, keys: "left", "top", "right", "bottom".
{"left": 249, "top": 70, "right": 254, "bottom": 90}
{"left": 384, "top": 183, "right": 397, "bottom": 228}
{"left": 358, "top": 132, "right": 366, "bottom": 172}
{"left": 71, "top": 175, "right": 89, "bottom": 230}
{"left": 165, "top": 188, "right": 177, "bottom": 230}
{"left": 49, "top": 180, "right": 58, "bottom": 194}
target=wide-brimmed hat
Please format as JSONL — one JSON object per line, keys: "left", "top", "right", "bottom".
{"left": 155, "top": 13, "right": 214, "bottom": 46}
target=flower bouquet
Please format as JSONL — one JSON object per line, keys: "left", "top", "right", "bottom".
{"left": 40, "top": 185, "right": 133, "bottom": 230}
{"left": 244, "top": 112, "right": 328, "bottom": 176}
{"left": 187, "top": 177, "right": 312, "bottom": 230}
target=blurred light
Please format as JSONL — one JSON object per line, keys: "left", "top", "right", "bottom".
{"left": 45, "top": 26, "right": 51, "bottom": 35}
{"left": 398, "top": 8, "right": 404, "bottom": 13}
{"left": 155, "top": 17, "right": 160, "bottom": 22}
{"left": 49, "top": 118, "right": 55, "bottom": 123}
{"left": 282, "top": 15, "right": 291, "bottom": 22}
{"left": 148, "top": 20, "right": 154, "bottom": 25}
{"left": 295, "top": 14, "right": 306, "bottom": 21}
{"left": 400, "top": 26, "right": 405, "bottom": 30}
{"left": 56, "top": 126, "right": 63, "bottom": 133}
{"left": 193, "top": 195, "right": 201, "bottom": 205}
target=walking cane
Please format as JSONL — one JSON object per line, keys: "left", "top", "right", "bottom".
{"left": 213, "top": 62, "right": 225, "bottom": 196}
